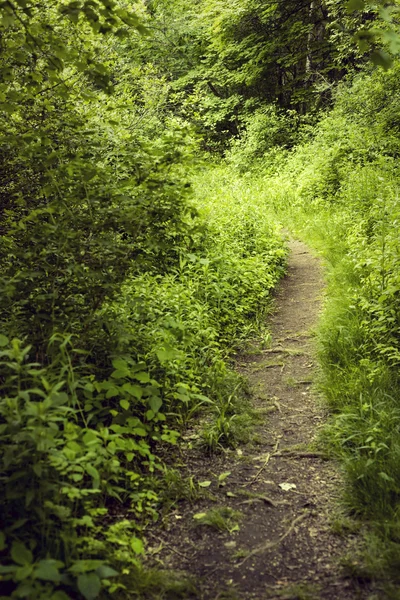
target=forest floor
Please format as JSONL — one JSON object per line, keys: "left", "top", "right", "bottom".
{"left": 145, "top": 240, "right": 372, "bottom": 600}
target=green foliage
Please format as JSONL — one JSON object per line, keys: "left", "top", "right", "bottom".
{"left": 0, "top": 335, "right": 164, "bottom": 599}
{"left": 0, "top": 178, "right": 285, "bottom": 596}
{"left": 136, "top": 0, "right": 377, "bottom": 152}
{"left": 0, "top": 4, "right": 286, "bottom": 583}
{"left": 193, "top": 506, "right": 242, "bottom": 533}
{"left": 227, "top": 105, "right": 302, "bottom": 173}
{"left": 0, "top": 0, "right": 290, "bottom": 596}
{"left": 264, "top": 59, "right": 400, "bottom": 583}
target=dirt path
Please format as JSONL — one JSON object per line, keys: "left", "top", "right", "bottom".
{"left": 147, "top": 240, "right": 364, "bottom": 599}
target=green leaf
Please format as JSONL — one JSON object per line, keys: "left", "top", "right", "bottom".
{"left": 193, "top": 512, "right": 207, "bottom": 520}
{"left": 111, "top": 358, "right": 128, "bottom": 371}
{"left": 145, "top": 409, "right": 155, "bottom": 421}
{"left": 379, "top": 471, "right": 394, "bottom": 482}
{"left": 111, "top": 369, "right": 130, "bottom": 379}
{"left": 370, "top": 49, "right": 393, "bottom": 70}
{"left": 149, "top": 396, "right": 162, "bottom": 413}
{"left": 96, "top": 565, "right": 119, "bottom": 578}
{"left": 122, "top": 383, "right": 143, "bottom": 399}
{"left": 106, "top": 386, "right": 120, "bottom": 399}
{"left": 132, "top": 427, "right": 147, "bottom": 437}
{"left": 11, "top": 542, "right": 33, "bottom": 565}
{"left": 130, "top": 537, "right": 144, "bottom": 555}
{"left": 70, "top": 560, "right": 104, "bottom": 574}
{"left": 156, "top": 347, "right": 181, "bottom": 362}
{"left": 218, "top": 471, "right": 231, "bottom": 485}
{"left": 77, "top": 572, "right": 102, "bottom": 600}
{"left": 120, "top": 399, "right": 130, "bottom": 410}
{"left": 0, "top": 565, "right": 17, "bottom": 574}
{"left": 51, "top": 592, "right": 71, "bottom": 600}
{"left": 15, "top": 564, "right": 34, "bottom": 581}
{"left": 133, "top": 372, "right": 150, "bottom": 383}
{"left": 198, "top": 480, "right": 212, "bottom": 488}
{"left": 346, "top": 0, "right": 365, "bottom": 11}
{"left": 9, "top": 519, "right": 28, "bottom": 531}
{"left": 0, "top": 334, "right": 8, "bottom": 347}
{"left": 82, "top": 431, "right": 99, "bottom": 446}
{"left": 86, "top": 464, "right": 100, "bottom": 488}
{"left": 34, "top": 560, "right": 61, "bottom": 582}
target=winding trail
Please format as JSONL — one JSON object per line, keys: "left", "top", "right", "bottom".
{"left": 148, "top": 240, "right": 365, "bottom": 599}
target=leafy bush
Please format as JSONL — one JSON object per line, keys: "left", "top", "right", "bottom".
{"left": 227, "top": 105, "right": 300, "bottom": 172}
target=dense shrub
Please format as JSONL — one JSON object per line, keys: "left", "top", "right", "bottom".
{"left": 0, "top": 1, "right": 287, "bottom": 597}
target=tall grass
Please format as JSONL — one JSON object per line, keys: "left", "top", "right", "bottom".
{"left": 255, "top": 64, "right": 400, "bottom": 589}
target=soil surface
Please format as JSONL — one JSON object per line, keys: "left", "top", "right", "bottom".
{"left": 146, "top": 240, "right": 369, "bottom": 600}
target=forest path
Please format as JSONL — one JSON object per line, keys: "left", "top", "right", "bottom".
{"left": 147, "top": 240, "right": 364, "bottom": 600}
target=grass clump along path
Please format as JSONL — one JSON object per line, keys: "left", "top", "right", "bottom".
{"left": 2, "top": 1, "right": 400, "bottom": 598}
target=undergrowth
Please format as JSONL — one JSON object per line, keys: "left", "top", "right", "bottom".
{"left": 0, "top": 161, "right": 286, "bottom": 599}
{"left": 250, "top": 63, "right": 400, "bottom": 591}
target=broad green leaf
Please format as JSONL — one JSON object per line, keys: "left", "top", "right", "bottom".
{"left": 15, "top": 564, "right": 34, "bottom": 581}
{"left": 122, "top": 383, "right": 143, "bottom": 399}
{"left": 86, "top": 465, "right": 100, "bottom": 488}
{"left": 145, "top": 409, "right": 155, "bottom": 421}
{"left": 51, "top": 592, "right": 71, "bottom": 600}
{"left": 0, "top": 334, "right": 8, "bottom": 347}
{"left": 77, "top": 573, "right": 101, "bottom": 600}
{"left": 130, "top": 537, "right": 144, "bottom": 555}
{"left": 70, "top": 560, "right": 104, "bottom": 574}
{"left": 346, "top": 0, "right": 365, "bottom": 11}
{"left": 198, "top": 480, "right": 212, "bottom": 488}
{"left": 133, "top": 372, "right": 150, "bottom": 383}
{"left": 132, "top": 427, "right": 147, "bottom": 437}
{"left": 379, "top": 471, "right": 394, "bottom": 482}
{"left": 156, "top": 347, "right": 180, "bottom": 362}
{"left": 370, "top": 49, "right": 393, "bottom": 70}
{"left": 218, "top": 472, "right": 231, "bottom": 484}
{"left": 96, "top": 565, "right": 119, "bottom": 578}
{"left": 15, "top": 584, "right": 35, "bottom": 597}
{"left": 34, "top": 560, "right": 61, "bottom": 582}
{"left": 111, "top": 369, "right": 130, "bottom": 379}
{"left": 111, "top": 358, "right": 128, "bottom": 371}
{"left": 120, "top": 399, "right": 130, "bottom": 410}
{"left": 82, "top": 431, "right": 99, "bottom": 446}
{"left": 149, "top": 396, "right": 162, "bottom": 413}
{"left": 11, "top": 541, "right": 33, "bottom": 565}
{"left": 106, "top": 386, "right": 120, "bottom": 399}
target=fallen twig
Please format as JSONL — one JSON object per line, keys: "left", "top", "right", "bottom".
{"left": 272, "top": 451, "right": 327, "bottom": 460}
{"left": 235, "top": 511, "right": 309, "bottom": 567}
{"left": 149, "top": 534, "right": 190, "bottom": 560}
{"left": 245, "top": 453, "right": 271, "bottom": 486}
{"left": 238, "top": 494, "right": 288, "bottom": 508}
{"left": 273, "top": 438, "right": 281, "bottom": 453}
